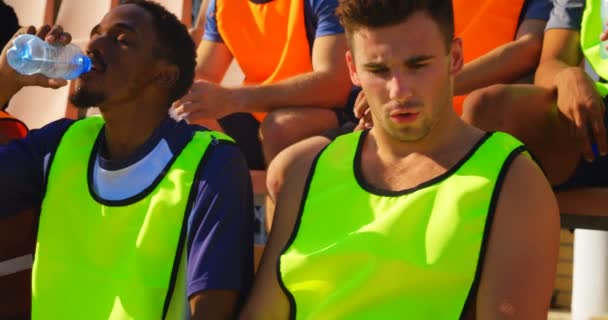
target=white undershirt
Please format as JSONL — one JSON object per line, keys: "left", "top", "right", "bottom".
{"left": 91, "top": 138, "right": 173, "bottom": 201}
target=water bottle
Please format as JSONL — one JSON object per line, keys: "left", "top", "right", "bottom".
{"left": 6, "top": 34, "right": 91, "bottom": 80}
{"left": 601, "top": 0, "right": 608, "bottom": 58}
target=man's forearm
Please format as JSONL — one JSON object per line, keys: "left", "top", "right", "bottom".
{"left": 0, "top": 80, "right": 20, "bottom": 108}
{"left": 235, "top": 70, "right": 352, "bottom": 113}
{"left": 534, "top": 58, "right": 583, "bottom": 89}
{"left": 454, "top": 33, "right": 543, "bottom": 96}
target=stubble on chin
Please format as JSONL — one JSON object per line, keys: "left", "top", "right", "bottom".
{"left": 69, "top": 87, "right": 107, "bottom": 109}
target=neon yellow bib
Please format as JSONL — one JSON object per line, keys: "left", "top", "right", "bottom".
{"left": 279, "top": 130, "right": 526, "bottom": 319}
{"left": 581, "top": 0, "right": 608, "bottom": 97}
{"left": 33, "top": 117, "right": 231, "bottom": 319}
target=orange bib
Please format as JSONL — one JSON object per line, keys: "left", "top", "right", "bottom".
{"left": 216, "top": 0, "right": 313, "bottom": 122}
{"left": 452, "top": 0, "right": 525, "bottom": 114}
{"left": 0, "top": 110, "right": 27, "bottom": 141}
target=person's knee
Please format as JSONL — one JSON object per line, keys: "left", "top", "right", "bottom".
{"left": 259, "top": 110, "right": 295, "bottom": 152}
{"left": 461, "top": 84, "right": 510, "bottom": 130}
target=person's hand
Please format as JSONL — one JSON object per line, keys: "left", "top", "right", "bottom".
{"left": 554, "top": 66, "right": 607, "bottom": 162}
{"left": 352, "top": 90, "right": 373, "bottom": 131}
{"left": 172, "top": 79, "right": 243, "bottom": 121}
{"left": 0, "top": 25, "right": 71, "bottom": 91}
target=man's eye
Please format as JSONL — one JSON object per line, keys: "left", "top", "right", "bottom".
{"left": 369, "top": 68, "right": 390, "bottom": 74}
{"left": 116, "top": 36, "right": 130, "bottom": 45}
{"left": 409, "top": 63, "right": 427, "bottom": 70}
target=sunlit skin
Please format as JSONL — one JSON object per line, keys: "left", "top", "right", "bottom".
{"left": 346, "top": 12, "right": 463, "bottom": 155}
{"left": 239, "top": 10, "right": 559, "bottom": 320}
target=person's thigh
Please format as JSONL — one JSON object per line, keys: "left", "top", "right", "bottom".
{"left": 462, "top": 84, "right": 581, "bottom": 186}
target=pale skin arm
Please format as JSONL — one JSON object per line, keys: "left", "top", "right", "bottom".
{"left": 190, "top": 290, "right": 240, "bottom": 320}
{"left": 239, "top": 153, "right": 317, "bottom": 320}
{"left": 174, "top": 34, "right": 352, "bottom": 120}
{"left": 189, "top": 0, "right": 210, "bottom": 47}
{"left": 454, "top": 19, "right": 547, "bottom": 96}
{"left": 466, "top": 154, "right": 560, "bottom": 319}
{"left": 534, "top": 28, "right": 607, "bottom": 161}
{"left": 0, "top": 25, "right": 69, "bottom": 107}
{"left": 194, "top": 40, "right": 234, "bottom": 84}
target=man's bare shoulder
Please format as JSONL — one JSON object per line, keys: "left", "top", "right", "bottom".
{"left": 499, "top": 153, "right": 558, "bottom": 212}
{"left": 240, "top": 145, "right": 323, "bottom": 320}
{"left": 474, "top": 153, "right": 559, "bottom": 318}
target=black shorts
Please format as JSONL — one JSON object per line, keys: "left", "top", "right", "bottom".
{"left": 220, "top": 87, "right": 361, "bottom": 169}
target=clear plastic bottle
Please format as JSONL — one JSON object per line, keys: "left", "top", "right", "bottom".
{"left": 6, "top": 34, "right": 91, "bottom": 80}
{"left": 601, "top": 0, "right": 608, "bottom": 58}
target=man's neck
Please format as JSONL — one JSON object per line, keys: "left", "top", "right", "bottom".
{"left": 362, "top": 113, "right": 484, "bottom": 191}
{"left": 98, "top": 99, "right": 170, "bottom": 161}
{"left": 374, "top": 112, "right": 470, "bottom": 160}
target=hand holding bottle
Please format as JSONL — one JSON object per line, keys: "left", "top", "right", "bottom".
{"left": 0, "top": 25, "right": 73, "bottom": 92}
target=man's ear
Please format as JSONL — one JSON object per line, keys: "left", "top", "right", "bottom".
{"left": 155, "top": 64, "right": 180, "bottom": 88}
{"left": 449, "top": 37, "right": 464, "bottom": 75}
{"left": 346, "top": 51, "right": 361, "bottom": 86}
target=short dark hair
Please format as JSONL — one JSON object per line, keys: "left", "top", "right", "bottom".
{"left": 123, "top": 0, "right": 195, "bottom": 102}
{"left": 336, "top": 0, "right": 454, "bottom": 51}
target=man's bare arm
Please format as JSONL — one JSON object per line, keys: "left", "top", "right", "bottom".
{"left": 195, "top": 40, "right": 234, "bottom": 84}
{"left": 189, "top": 290, "right": 240, "bottom": 320}
{"left": 239, "top": 152, "right": 318, "bottom": 320}
{"left": 236, "top": 34, "right": 352, "bottom": 112}
{"left": 534, "top": 28, "right": 585, "bottom": 88}
{"left": 189, "top": 0, "right": 210, "bottom": 47}
{"left": 534, "top": 28, "right": 607, "bottom": 161}
{"left": 0, "top": 26, "right": 70, "bottom": 107}
{"left": 474, "top": 154, "right": 560, "bottom": 319}
{"left": 454, "top": 19, "right": 546, "bottom": 96}
{"left": 175, "top": 34, "right": 352, "bottom": 120}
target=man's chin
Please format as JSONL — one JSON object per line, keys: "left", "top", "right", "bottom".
{"left": 69, "top": 88, "right": 107, "bottom": 109}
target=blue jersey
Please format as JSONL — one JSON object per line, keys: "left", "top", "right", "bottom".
{"left": 522, "top": 0, "right": 554, "bottom": 22}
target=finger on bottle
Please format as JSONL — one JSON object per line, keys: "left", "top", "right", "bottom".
{"left": 58, "top": 33, "right": 72, "bottom": 45}
{"left": 46, "top": 26, "right": 65, "bottom": 44}
{"left": 36, "top": 25, "right": 51, "bottom": 39}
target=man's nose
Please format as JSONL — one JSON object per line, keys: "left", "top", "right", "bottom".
{"left": 388, "top": 72, "right": 413, "bottom": 101}
{"left": 85, "top": 35, "right": 106, "bottom": 56}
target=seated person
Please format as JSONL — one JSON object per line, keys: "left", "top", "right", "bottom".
{"left": 0, "top": 1, "right": 253, "bottom": 319}
{"left": 240, "top": 0, "right": 560, "bottom": 318}
{"left": 265, "top": 0, "right": 551, "bottom": 229}
{"left": 465, "top": 0, "right": 608, "bottom": 190}
{"left": 0, "top": 2, "right": 33, "bottom": 319}
{"left": 173, "top": 0, "right": 354, "bottom": 170}
{"left": 0, "top": 0, "right": 27, "bottom": 145}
